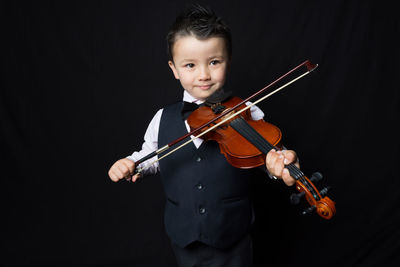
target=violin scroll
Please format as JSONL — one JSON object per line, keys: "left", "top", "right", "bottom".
{"left": 291, "top": 172, "right": 336, "bottom": 219}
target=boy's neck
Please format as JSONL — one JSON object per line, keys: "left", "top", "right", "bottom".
{"left": 183, "top": 89, "right": 226, "bottom": 104}
{"left": 183, "top": 90, "right": 204, "bottom": 104}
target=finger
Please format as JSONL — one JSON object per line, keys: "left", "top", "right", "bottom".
{"left": 131, "top": 173, "right": 141, "bottom": 182}
{"left": 270, "top": 150, "right": 284, "bottom": 175}
{"left": 113, "top": 167, "right": 125, "bottom": 180}
{"left": 122, "top": 159, "right": 136, "bottom": 174}
{"left": 273, "top": 152, "right": 285, "bottom": 177}
{"left": 108, "top": 171, "right": 119, "bottom": 182}
{"left": 282, "top": 150, "right": 297, "bottom": 165}
{"left": 282, "top": 168, "right": 296, "bottom": 186}
{"left": 116, "top": 163, "right": 129, "bottom": 177}
{"left": 266, "top": 150, "right": 284, "bottom": 177}
{"left": 266, "top": 150, "right": 277, "bottom": 174}
{"left": 267, "top": 150, "right": 280, "bottom": 170}
{"left": 266, "top": 149, "right": 276, "bottom": 167}
{"left": 285, "top": 151, "right": 300, "bottom": 168}
{"left": 109, "top": 169, "right": 123, "bottom": 182}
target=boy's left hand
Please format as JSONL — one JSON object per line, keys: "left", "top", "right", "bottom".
{"left": 266, "top": 149, "right": 299, "bottom": 186}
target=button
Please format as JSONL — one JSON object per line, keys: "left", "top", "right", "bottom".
{"left": 196, "top": 183, "right": 204, "bottom": 190}
{"left": 199, "top": 207, "right": 206, "bottom": 214}
{"left": 196, "top": 157, "right": 202, "bottom": 162}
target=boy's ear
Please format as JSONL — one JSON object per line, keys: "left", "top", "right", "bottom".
{"left": 168, "top": 60, "right": 180, "bottom": 80}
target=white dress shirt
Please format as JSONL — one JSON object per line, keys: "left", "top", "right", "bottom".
{"left": 127, "top": 90, "right": 265, "bottom": 175}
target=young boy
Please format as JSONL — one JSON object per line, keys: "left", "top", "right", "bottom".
{"left": 108, "top": 4, "right": 299, "bottom": 267}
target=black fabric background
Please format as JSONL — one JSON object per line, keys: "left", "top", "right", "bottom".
{"left": 2, "top": 0, "right": 399, "bottom": 266}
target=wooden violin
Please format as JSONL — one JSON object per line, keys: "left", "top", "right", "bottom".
{"left": 133, "top": 60, "right": 336, "bottom": 219}
{"left": 187, "top": 95, "right": 336, "bottom": 219}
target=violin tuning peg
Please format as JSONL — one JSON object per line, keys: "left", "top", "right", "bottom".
{"left": 302, "top": 205, "right": 316, "bottom": 216}
{"left": 319, "top": 186, "right": 330, "bottom": 197}
{"left": 290, "top": 191, "right": 305, "bottom": 205}
{"left": 310, "top": 172, "right": 323, "bottom": 182}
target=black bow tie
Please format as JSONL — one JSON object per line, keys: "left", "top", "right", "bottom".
{"left": 181, "top": 101, "right": 200, "bottom": 120}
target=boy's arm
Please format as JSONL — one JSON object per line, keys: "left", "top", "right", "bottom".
{"left": 126, "top": 108, "right": 163, "bottom": 175}
{"left": 108, "top": 109, "right": 163, "bottom": 182}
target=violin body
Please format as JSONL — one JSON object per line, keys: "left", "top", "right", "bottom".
{"left": 188, "top": 97, "right": 283, "bottom": 169}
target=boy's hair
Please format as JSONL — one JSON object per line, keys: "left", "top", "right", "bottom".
{"left": 166, "top": 4, "right": 232, "bottom": 62}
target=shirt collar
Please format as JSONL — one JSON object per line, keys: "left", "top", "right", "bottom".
{"left": 182, "top": 90, "right": 204, "bottom": 104}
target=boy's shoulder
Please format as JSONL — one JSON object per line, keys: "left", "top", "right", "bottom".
{"left": 160, "top": 100, "right": 183, "bottom": 111}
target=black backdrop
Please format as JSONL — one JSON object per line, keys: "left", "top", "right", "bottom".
{"left": 2, "top": 0, "right": 399, "bottom": 266}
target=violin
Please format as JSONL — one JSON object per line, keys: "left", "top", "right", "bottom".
{"left": 187, "top": 95, "right": 336, "bottom": 219}
{"left": 133, "top": 60, "right": 336, "bottom": 219}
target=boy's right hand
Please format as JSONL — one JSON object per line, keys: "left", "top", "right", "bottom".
{"left": 108, "top": 158, "right": 140, "bottom": 182}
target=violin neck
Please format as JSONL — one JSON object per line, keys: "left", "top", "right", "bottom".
{"left": 230, "top": 117, "right": 304, "bottom": 180}
{"left": 230, "top": 117, "right": 323, "bottom": 202}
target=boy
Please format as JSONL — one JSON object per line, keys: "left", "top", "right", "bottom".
{"left": 108, "top": 4, "right": 298, "bottom": 267}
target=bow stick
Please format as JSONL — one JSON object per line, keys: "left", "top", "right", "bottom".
{"left": 132, "top": 60, "right": 318, "bottom": 176}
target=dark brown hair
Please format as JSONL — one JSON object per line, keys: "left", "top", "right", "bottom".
{"left": 166, "top": 4, "right": 232, "bottom": 62}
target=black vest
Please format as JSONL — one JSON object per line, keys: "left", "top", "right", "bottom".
{"left": 158, "top": 102, "right": 255, "bottom": 249}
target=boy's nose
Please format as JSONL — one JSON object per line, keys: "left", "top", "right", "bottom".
{"left": 198, "top": 66, "right": 211, "bottom": 80}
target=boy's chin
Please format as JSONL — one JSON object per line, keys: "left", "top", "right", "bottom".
{"left": 191, "top": 90, "right": 218, "bottom": 101}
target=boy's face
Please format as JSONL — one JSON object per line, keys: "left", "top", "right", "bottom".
{"left": 168, "top": 36, "right": 229, "bottom": 101}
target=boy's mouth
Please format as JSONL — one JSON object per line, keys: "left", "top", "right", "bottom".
{"left": 197, "top": 84, "right": 213, "bottom": 90}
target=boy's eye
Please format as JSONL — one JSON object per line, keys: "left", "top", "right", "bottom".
{"left": 185, "top": 63, "right": 195, "bottom": 69}
{"left": 210, "top": 60, "right": 220, "bottom": 65}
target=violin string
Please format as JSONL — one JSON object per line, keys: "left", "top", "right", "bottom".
{"left": 294, "top": 174, "right": 315, "bottom": 201}
{"left": 286, "top": 164, "right": 304, "bottom": 180}
{"left": 229, "top": 118, "right": 274, "bottom": 153}
{"left": 136, "top": 67, "right": 315, "bottom": 174}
